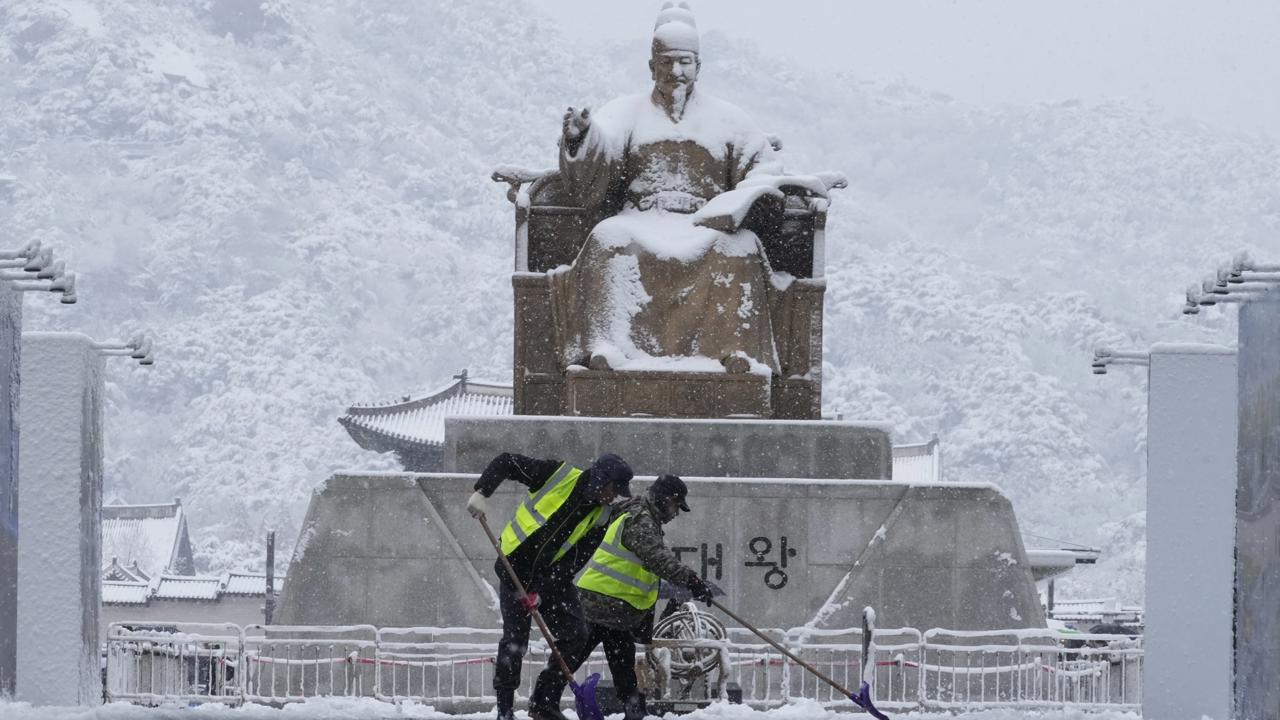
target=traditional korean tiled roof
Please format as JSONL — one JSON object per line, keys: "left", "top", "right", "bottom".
{"left": 340, "top": 374, "right": 513, "bottom": 453}
{"left": 1025, "top": 547, "right": 1100, "bottom": 582}
{"left": 1048, "top": 597, "right": 1143, "bottom": 625}
{"left": 224, "top": 571, "right": 283, "bottom": 596}
{"left": 104, "top": 571, "right": 283, "bottom": 606}
{"left": 153, "top": 575, "right": 222, "bottom": 601}
{"left": 102, "top": 500, "right": 195, "bottom": 578}
{"left": 103, "top": 556, "right": 149, "bottom": 583}
{"left": 102, "top": 581, "right": 151, "bottom": 605}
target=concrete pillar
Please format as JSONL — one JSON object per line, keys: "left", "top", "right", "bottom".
{"left": 1236, "top": 297, "right": 1280, "bottom": 720}
{"left": 16, "top": 333, "right": 104, "bottom": 706}
{"left": 0, "top": 288, "right": 20, "bottom": 697}
{"left": 1142, "top": 344, "right": 1236, "bottom": 720}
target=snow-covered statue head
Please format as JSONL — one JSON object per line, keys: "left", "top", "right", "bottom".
{"left": 536, "top": 0, "right": 843, "bottom": 408}
{"left": 652, "top": 1, "right": 699, "bottom": 53}
{"left": 650, "top": 2, "right": 701, "bottom": 117}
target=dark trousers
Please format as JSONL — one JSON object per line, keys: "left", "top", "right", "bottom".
{"left": 493, "top": 566, "right": 587, "bottom": 697}
{"left": 530, "top": 622, "right": 640, "bottom": 710}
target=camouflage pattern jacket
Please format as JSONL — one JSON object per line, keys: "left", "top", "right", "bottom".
{"left": 579, "top": 496, "right": 700, "bottom": 633}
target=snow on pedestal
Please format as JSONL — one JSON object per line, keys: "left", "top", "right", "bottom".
{"left": 15, "top": 333, "right": 103, "bottom": 706}
{"left": 0, "top": 288, "right": 20, "bottom": 697}
{"left": 1143, "top": 343, "right": 1235, "bottom": 720}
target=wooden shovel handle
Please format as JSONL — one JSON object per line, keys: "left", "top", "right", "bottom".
{"left": 476, "top": 514, "right": 577, "bottom": 683}
{"left": 710, "top": 599, "right": 856, "bottom": 698}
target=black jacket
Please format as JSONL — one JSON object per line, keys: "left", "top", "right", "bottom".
{"left": 475, "top": 452, "right": 612, "bottom": 588}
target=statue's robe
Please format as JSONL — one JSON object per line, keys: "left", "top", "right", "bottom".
{"left": 549, "top": 89, "right": 784, "bottom": 373}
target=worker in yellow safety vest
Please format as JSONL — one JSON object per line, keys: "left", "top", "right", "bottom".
{"left": 526, "top": 474, "right": 714, "bottom": 720}
{"left": 465, "top": 452, "right": 633, "bottom": 720}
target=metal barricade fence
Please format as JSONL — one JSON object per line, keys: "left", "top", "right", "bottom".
{"left": 919, "top": 628, "right": 1142, "bottom": 711}
{"left": 371, "top": 627, "right": 615, "bottom": 713}
{"left": 104, "top": 621, "right": 1141, "bottom": 712}
{"left": 104, "top": 623, "right": 243, "bottom": 705}
{"left": 373, "top": 627, "right": 499, "bottom": 705}
{"left": 241, "top": 624, "right": 378, "bottom": 703}
{"left": 733, "top": 626, "right": 918, "bottom": 711}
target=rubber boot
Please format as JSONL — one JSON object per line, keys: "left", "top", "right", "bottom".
{"left": 623, "top": 692, "right": 648, "bottom": 720}
{"left": 495, "top": 688, "right": 515, "bottom": 720}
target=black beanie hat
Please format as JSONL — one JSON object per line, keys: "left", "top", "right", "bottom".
{"left": 590, "top": 453, "right": 633, "bottom": 497}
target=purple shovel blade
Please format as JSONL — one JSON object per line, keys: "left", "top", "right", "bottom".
{"left": 571, "top": 672, "right": 604, "bottom": 720}
{"left": 849, "top": 680, "right": 892, "bottom": 720}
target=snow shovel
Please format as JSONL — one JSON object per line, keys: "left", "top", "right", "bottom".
{"left": 476, "top": 515, "right": 604, "bottom": 720}
{"left": 709, "top": 599, "right": 891, "bottom": 720}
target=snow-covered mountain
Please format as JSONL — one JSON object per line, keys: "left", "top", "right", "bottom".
{"left": 3, "top": 0, "right": 1275, "bottom": 603}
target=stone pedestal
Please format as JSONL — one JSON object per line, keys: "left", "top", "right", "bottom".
{"left": 564, "top": 368, "right": 771, "bottom": 418}
{"left": 1143, "top": 344, "right": 1235, "bottom": 720}
{"left": 278, "top": 472, "right": 1044, "bottom": 632}
{"left": 276, "top": 474, "right": 502, "bottom": 629}
{"left": 0, "top": 288, "right": 20, "bottom": 697}
{"left": 444, "top": 416, "right": 893, "bottom": 480}
{"left": 1236, "top": 297, "right": 1280, "bottom": 720}
{"left": 16, "top": 333, "right": 103, "bottom": 706}
{"left": 284, "top": 413, "right": 1045, "bottom": 634}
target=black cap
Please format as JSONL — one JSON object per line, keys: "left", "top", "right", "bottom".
{"left": 590, "top": 454, "right": 633, "bottom": 497}
{"left": 651, "top": 473, "right": 690, "bottom": 512}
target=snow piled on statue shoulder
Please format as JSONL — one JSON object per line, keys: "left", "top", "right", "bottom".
{"left": 0, "top": 697, "right": 1148, "bottom": 720}
{"left": 584, "top": 92, "right": 775, "bottom": 165}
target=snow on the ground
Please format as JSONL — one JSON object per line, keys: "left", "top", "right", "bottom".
{"left": 0, "top": 697, "right": 1146, "bottom": 720}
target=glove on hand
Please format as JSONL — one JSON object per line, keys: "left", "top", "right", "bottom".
{"left": 518, "top": 592, "right": 541, "bottom": 613}
{"left": 687, "top": 575, "right": 715, "bottom": 605}
{"left": 466, "top": 491, "right": 489, "bottom": 519}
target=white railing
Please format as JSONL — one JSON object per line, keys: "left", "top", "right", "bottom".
{"left": 919, "top": 628, "right": 1142, "bottom": 710}
{"left": 104, "top": 623, "right": 243, "bottom": 705}
{"left": 241, "top": 625, "right": 378, "bottom": 703}
{"left": 104, "top": 622, "right": 1140, "bottom": 713}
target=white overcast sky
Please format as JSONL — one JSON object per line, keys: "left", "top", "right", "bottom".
{"left": 529, "top": 0, "right": 1280, "bottom": 138}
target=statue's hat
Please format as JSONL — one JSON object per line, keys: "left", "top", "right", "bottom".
{"left": 653, "top": 1, "right": 699, "bottom": 54}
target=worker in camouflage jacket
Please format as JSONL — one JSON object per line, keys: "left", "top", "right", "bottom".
{"left": 527, "top": 474, "right": 713, "bottom": 720}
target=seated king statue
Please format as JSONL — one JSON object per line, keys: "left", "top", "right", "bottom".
{"left": 545, "top": 2, "right": 840, "bottom": 379}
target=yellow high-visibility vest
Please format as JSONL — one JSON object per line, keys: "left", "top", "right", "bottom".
{"left": 499, "top": 463, "right": 612, "bottom": 563}
{"left": 576, "top": 512, "right": 659, "bottom": 610}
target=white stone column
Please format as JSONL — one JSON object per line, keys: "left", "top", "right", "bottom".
{"left": 16, "top": 332, "right": 103, "bottom": 706}
{"left": 0, "top": 288, "right": 21, "bottom": 697}
{"left": 1143, "top": 343, "right": 1236, "bottom": 720}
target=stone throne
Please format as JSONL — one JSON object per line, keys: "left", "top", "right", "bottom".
{"left": 493, "top": 162, "right": 843, "bottom": 420}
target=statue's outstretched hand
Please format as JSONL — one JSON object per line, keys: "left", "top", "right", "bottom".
{"left": 562, "top": 106, "right": 591, "bottom": 146}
